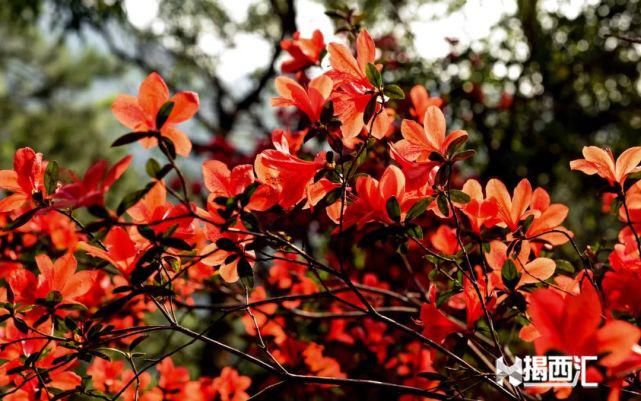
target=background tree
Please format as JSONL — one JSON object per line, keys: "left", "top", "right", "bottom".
{"left": 3, "top": 0, "right": 641, "bottom": 238}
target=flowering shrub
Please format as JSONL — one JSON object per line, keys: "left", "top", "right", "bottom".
{"left": 1, "top": 18, "right": 641, "bottom": 401}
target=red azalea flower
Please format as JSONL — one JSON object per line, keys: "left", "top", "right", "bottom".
{"left": 0, "top": 147, "right": 47, "bottom": 212}
{"left": 112, "top": 72, "right": 199, "bottom": 156}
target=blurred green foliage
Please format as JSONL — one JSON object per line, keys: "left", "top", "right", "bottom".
{"left": 0, "top": 2, "right": 127, "bottom": 171}
{"left": 409, "top": 0, "right": 641, "bottom": 241}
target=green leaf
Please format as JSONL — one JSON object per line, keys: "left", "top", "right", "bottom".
{"left": 112, "top": 286, "right": 132, "bottom": 294}
{"left": 14, "top": 317, "right": 29, "bottom": 333}
{"left": 111, "top": 132, "right": 154, "bottom": 147}
{"left": 386, "top": 196, "right": 401, "bottom": 222}
{"left": 238, "top": 183, "right": 260, "bottom": 207}
{"left": 435, "top": 163, "right": 451, "bottom": 186}
{"left": 36, "top": 290, "right": 63, "bottom": 307}
{"left": 321, "top": 100, "right": 334, "bottom": 123}
{"left": 521, "top": 214, "right": 535, "bottom": 231}
{"left": 144, "top": 159, "right": 172, "bottom": 180}
{"left": 46, "top": 290, "right": 63, "bottom": 304}
{"left": 159, "top": 136, "right": 177, "bottom": 160}
{"left": 25, "top": 351, "right": 43, "bottom": 366}
{"left": 95, "top": 294, "right": 136, "bottom": 318}
{"left": 365, "top": 63, "right": 382, "bottom": 88}
{"left": 449, "top": 189, "right": 471, "bottom": 204}
{"left": 436, "top": 288, "right": 460, "bottom": 307}
{"left": 137, "top": 225, "right": 157, "bottom": 241}
{"left": 363, "top": 95, "right": 377, "bottom": 124}
{"left": 238, "top": 258, "right": 254, "bottom": 290}
{"left": 406, "top": 223, "right": 423, "bottom": 239}
{"left": 44, "top": 160, "right": 59, "bottom": 195}
{"left": 163, "top": 224, "right": 179, "bottom": 239}
{"left": 417, "top": 371, "right": 446, "bottom": 381}
{"left": 116, "top": 182, "right": 156, "bottom": 216}
{"left": 436, "top": 194, "right": 449, "bottom": 215}
{"left": 145, "top": 158, "right": 161, "bottom": 178}
{"left": 213, "top": 196, "right": 229, "bottom": 206}
{"left": 445, "top": 134, "right": 468, "bottom": 154}
{"left": 7, "top": 365, "right": 28, "bottom": 375}
{"left": 155, "top": 164, "right": 173, "bottom": 179}
{"left": 323, "top": 188, "right": 342, "bottom": 205}
{"left": 3, "top": 207, "right": 41, "bottom": 231}
{"left": 85, "top": 219, "right": 111, "bottom": 233}
{"left": 501, "top": 259, "right": 521, "bottom": 290}
{"left": 160, "top": 237, "right": 193, "bottom": 251}
{"left": 117, "top": 191, "right": 144, "bottom": 216}
{"left": 506, "top": 240, "right": 522, "bottom": 258}
{"left": 155, "top": 101, "right": 175, "bottom": 130}
{"left": 240, "top": 211, "right": 260, "bottom": 232}
{"left": 131, "top": 247, "right": 162, "bottom": 286}
{"left": 406, "top": 198, "right": 431, "bottom": 221}
{"left": 163, "top": 256, "right": 181, "bottom": 271}
{"left": 224, "top": 254, "right": 239, "bottom": 265}
{"left": 555, "top": 259, "right": 575, "bottom": 274}
{"left": 215, "top": 238, "right": 238, "bottom": 252}
{"left": 324, "top": 10, "right": 345, "bottom": 19}
{"left": 64, "top": 317, "right": 77, "bottom": 331}
{"left": 398, "top": 241, "right": 409, "bottom": 253}
{"left": 129, "top": 335, "right": 149, "bottom": 352}
{"left": 428, "top": 151, "right": 446, "bottom": 163}
{"left": 87, "top": 205, "right": 109, "bottom": 218}
{"left": 383, "top": 84, "right": 405, "bottom": 99}
{"left": 354, "top": 145, "right": 370, "bottom": 170}
{"left": 325, "top": 151, "right": 335, "bottom": 164}
{"left": 452, "top": 149, "right": 476, "bottom": 162}
{"left": 91, "top": 350, "right": 112, "bottom": 361}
